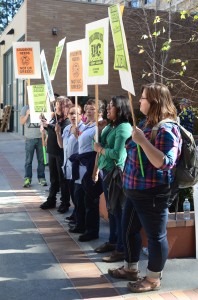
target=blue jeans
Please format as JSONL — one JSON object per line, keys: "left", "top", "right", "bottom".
{"left": 102, "top": 169, "right": 124, "bottom": 252}
{"left": 122, "top": 186, "right": 170, "bottom": 272}
{"left": 24, "top": 138, "right": 45, "bottom": 179}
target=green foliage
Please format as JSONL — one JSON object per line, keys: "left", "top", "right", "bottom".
{"left": 170, "top": 59, "right": 188, "bottom": 76}
{"left": 153, "top": 15, "right": 161, "bottom": 24}
{"left": 152, "top": 30, "right": 161, "bottom": 37}
{"left": 0, "top": 0, "right": 24, "bottom": 33}
{"left": 194, "top": 15, "right": 198, "bottom": 21}
{"left": 180, "top": 10, "right": 189, "bottom": 19}
{"left": 161, "top": 39, "right": 172, "bottom": 51}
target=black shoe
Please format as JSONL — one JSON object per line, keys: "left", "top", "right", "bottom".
{"left": 68, "top": 220, "right": 76, "bottom": 227}
{"left": 57, "top": 204, "right": 69, "bottom": 214}
{"left": 65, "top": 215, "right": 76, "bottom": 222}
{"left": 78, "top": 233, "right": 99, "bottom": 242}
{"left": 69, "top": 226, "right": 85, "bottom": 234}
{"left": 40, "top": 201, "right": 56, "bottom": 210}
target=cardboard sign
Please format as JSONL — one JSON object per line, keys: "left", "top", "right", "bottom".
{"left": 50, "top": 37, "right": 66, "bottom": 80}
{"left": 108, "top": 4, "right": 135, "bottom": 95}
{"left": 27, "top": 84, "right": 51, "bottom": 123}
{"left": 67, "top": 39, "right": 87, "bottom": 96}
{"left": 40, "top": 50, "right": 55, "bottom": 102}
{"left": 13, "top": 42, "right": 41, "bottom": 79}
{"left": 85, "top": 18, "right": 109, "bottom": 85}
{"left": 108, "top": 5, "right": 128, "bottom": 71}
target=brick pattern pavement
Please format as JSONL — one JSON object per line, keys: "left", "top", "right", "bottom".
{"left": 0, "top": 153, "right": 198, "bottom": 300}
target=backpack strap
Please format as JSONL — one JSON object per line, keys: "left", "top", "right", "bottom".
{"left": 151, "top": 118, "right": 178, "bottom": 142}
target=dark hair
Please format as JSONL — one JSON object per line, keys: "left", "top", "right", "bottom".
{"left": 98, "top": 99, "right": 107, "bottom": 116}
{"left": 141, "top": 83, "right": 177, "bottom": 127}
{"left": 110, "top": 95, "right": 132, "bottom": 126}
{"left": 86, "top": 99, "right": 107, "bottom": 116}
{"left": 68, "top": 104, "right": 82, "bottom": 114}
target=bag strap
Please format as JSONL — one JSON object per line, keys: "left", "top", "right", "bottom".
{"left": 151, "top": 118, "right": 178, "bottom": 142}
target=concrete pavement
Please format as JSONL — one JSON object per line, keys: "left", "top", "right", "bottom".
{"left": 0, "top": 132, "right": 198, "bottom": 300}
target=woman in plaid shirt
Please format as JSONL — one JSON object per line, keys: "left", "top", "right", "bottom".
{"left": 108, "top": 83, "right": 182, "bottom": 293}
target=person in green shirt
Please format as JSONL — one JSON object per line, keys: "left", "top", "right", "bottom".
{"left": 93, "top": 95, "right": 132, "bottom": 262}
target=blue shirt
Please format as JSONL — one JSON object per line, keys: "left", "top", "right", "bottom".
{"left": 62, "top": 121, "right": 85, "bottom": 179}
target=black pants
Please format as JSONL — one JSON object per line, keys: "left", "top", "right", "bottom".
{"left": 74, "top": 183, "right": 99, "bottom": 235}
{"left": 47, "top": 154, "right": 70, "bottom": 208}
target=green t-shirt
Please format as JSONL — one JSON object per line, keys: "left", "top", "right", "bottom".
{"left": 98, "top": 122, "right": 132, "bottom": 172}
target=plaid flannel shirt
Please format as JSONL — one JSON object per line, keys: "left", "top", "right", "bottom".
{"left": 123, "top": 120, "right": 182, "bottom": 190}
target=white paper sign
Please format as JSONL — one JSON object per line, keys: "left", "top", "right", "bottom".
{"left": 67, "top": 39, "right": 87, "bottom": 96}
{"left": 108, "top": 4, "right": 135, "bottom": 96}
{"left": 27, "top": 84, "right": 51, "bottom": 123}
{"left": 40, "top": 50, "right": 55, "bottom": 102}
{"left": 85, "top": 17, "right": 109, "bottom": 85}
{"left": 13, "top": 42, "right": 41, "bottom": 79}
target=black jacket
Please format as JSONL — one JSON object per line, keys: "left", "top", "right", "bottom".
{"left": 69, "top": 151, "right": 103, "bottom": 199}
{"left": 46, "top": 116, "right": 70, "bottom": 157}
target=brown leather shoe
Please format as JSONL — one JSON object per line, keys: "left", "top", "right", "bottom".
{"left": 94, "top": 242, "right": 116, "bottom": 253}
{"left": 102, "top": 250, "right": 124, "bottom": 262}
{"left": 108, "top": 266, "right": 140, "bottom": 281}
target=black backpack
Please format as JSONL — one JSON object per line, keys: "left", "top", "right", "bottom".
{"left": 151, "top": 118, "right": 198, "bottom": 189}
{"left": 151, "top": 119, "right": 198, "bottom": 219}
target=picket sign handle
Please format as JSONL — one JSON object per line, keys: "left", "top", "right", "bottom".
{"left": 128, "top": 91, "right": 144, "bottom": 177}
{"left": 75, "top": 95, "right": 78, "bottom": 128}
{"left": 95, "top": 84, "right": 99, "bottom": 143}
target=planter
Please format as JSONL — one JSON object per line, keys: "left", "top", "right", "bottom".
{"left": 99, "top": 193, "right": 196, "bottom": 258}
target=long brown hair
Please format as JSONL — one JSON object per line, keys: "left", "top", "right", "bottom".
{"left": 142, "top": 83, "right": 177, "bottom": 127}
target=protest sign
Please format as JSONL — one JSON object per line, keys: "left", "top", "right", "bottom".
{"left": 50, "top": 37, "right": 66, "bottom": 80}
{"left": 108, "top": 4, "right": 135, "bottom": 95}
{"left": 40, "top": 50, "right": 55, "bottom": 102}
{"left": 67, "top": 39, "right": 87, "bottom": 96}
{"left": 27, "top": 84, "right": 51, "bottom": 123}
{"left": 85, "top": 17, "right": 109, "bottom": 85}
{"left": 13, "top": 42, "right": 41, "bottom": 79}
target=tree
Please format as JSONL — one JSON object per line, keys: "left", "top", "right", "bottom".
{"left": 0, "top": 0, "right": 24, "bottom": 33}
{"left": 125, "top": 0, "right": 198, "bottom": 101}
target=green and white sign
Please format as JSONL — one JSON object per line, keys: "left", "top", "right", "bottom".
{"left": 88, "top": 28, "right": 104, "bottom": 77}
{"left": 27, "top": 84, "right": 51, "bottom": 123}
{"left": 86, "top": 17, "right": 109, "bottom": 85}
{"left": 108, "top": 4, "right": 135, "bottom": 96}
{"left": 50, "top": 37, "right": 66, "bottom": 80}
{"left": 108, "top": 5, "right": 128, "bottom": 71}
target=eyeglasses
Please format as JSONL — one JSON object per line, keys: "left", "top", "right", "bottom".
{"left": 69, "top": 112, "right": 81, "bottom": 115}
{"left": 140, "top": 97, "right": 147, "bottom": 100}
{"left": 107, "top": 103, "right": 114, "bottom": 108}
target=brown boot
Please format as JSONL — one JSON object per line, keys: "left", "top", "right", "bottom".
{"left": 108, "top": 266, "right": 140, "bottom": 281}
{"left": 94, "top": 242, "right": 116, "bottom": 253}
{"left": 102, "top": 250, "right": 124, "bottom": 262}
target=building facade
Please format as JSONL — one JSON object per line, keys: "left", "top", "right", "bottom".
{"left": 0, "top": 0, "right": 197, "bottom": 134}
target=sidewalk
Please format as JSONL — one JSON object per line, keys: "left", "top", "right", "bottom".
{"left": 0, "top": 132, "right": 198, "bottom": 300}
